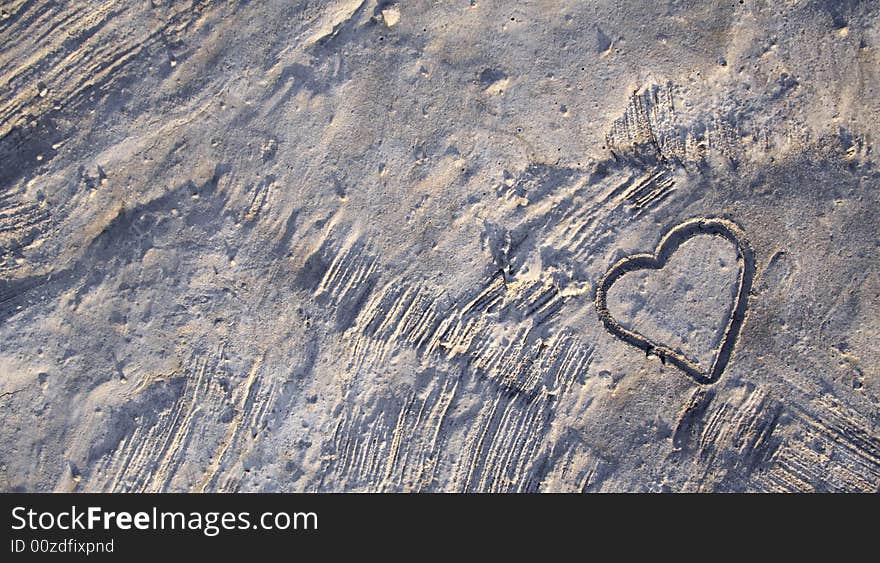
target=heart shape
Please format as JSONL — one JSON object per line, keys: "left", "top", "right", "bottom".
{"left": 595, "top": 217, "right": 756, "bottom": 384}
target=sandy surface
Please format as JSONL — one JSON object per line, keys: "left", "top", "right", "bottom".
{"left": 1, "top": 1, "right": 878, "bottom": 492}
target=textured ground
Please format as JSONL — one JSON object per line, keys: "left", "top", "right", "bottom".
{"left": 1, "top": 0, "right": 878, "bottom": 492}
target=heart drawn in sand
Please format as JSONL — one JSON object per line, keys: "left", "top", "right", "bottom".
{"left": 595, "top": 218, "right": 756, "bottom": 385}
